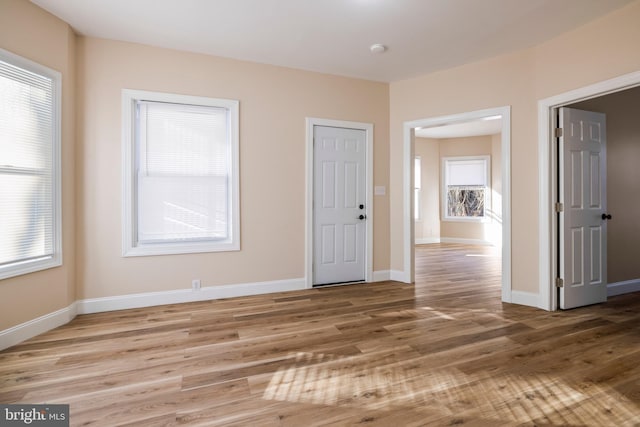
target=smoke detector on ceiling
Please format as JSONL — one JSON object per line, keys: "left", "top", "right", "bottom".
{"left": 369, "top": 44, "right": 387, "bottom": 54}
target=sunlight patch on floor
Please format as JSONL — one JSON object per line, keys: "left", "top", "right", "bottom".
{"left": 263, "top": 352, "right": 638, "bottom": 424}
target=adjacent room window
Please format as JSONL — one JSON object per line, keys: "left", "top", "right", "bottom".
{"left": 442, "top": 156, "right": 490, "bottom": 221}
{"left": 122, "top": 90, "right": 239, "bottom": 256}
{"left": 414, "top": 156, "right": 421, "bottom": 220}
{"left": 0, "top": 49, "right": 62, "bottom": 280}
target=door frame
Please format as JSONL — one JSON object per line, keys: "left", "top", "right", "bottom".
{"left": 402, "top": 106, "right": 512, "bottom": 302}
{"left": 305, "top": 118, "right": 374, "bottom": 289}
{"left": 538, "top": 70, "right": 640, "bottom": 311}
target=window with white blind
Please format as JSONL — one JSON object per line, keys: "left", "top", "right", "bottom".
{"left": 122, "top": 90, "right": 239, "bottom": 256}
{"left": 0, "top": 49, "right": 61, "bottom": 280}
{"left": 442, "top": 156, "right": 490, "bottom": 222}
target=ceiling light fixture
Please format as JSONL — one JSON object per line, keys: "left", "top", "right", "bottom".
{"left": 369, "top": 44, "right": 387, "bottom": 54}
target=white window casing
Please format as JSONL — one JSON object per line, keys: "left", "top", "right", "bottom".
{"left": 122, "top": 89, "right": 240, "bottom": 256}
{"left": 0, "top": 48, "right": 62, "bottom": 280}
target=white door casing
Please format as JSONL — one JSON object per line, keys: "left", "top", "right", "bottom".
{"left": 558, "top": 107, "right": 607, "bottom": 309}
{"left": 313, "top": 125, "right": 367, "bottom": 285}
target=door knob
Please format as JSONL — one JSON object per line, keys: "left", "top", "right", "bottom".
{"left": 601, "top": 213, "right": 612, "bottom": 220}
{"left": 358, "top": 214, "right": 367, "bottom": 220}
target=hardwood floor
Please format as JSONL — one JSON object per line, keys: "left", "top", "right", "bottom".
{"left": 1, "top": 243, "right": 639, "bottom": 426}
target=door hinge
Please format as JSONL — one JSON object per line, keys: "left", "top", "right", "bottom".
{"left": 554, "top": 128, "right": 563, "bottom": 138}
{"left": 555, "top": 277, "right": 564, "bottom": 288}
{"left": 555, "top": 202, "right": 564, "bottom": 213}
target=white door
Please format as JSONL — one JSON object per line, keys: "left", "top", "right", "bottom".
{"left": 559, "top": 107, "right": 608, "bottom": 309}
{"left": 313, "top": 126, "right": 367, "bottom": 285}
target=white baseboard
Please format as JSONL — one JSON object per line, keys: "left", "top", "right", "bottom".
{"left": 510, "top": 290, "right": 540, "bottom": 309}
{"left": 390, "top": 270, "right": 410, "bottom": 283}
{"left": 415, "top": 237, "right": 441, "bottom": 245}
{"left": 77, "top": 277, "right": 306, "bottom": 314}
{"left": 0, "top": 303, "right": 77, "bottom": 351}
{"left": 372, "top": 270, "right": 391, "bottom": 282}
{"left": 607, "top": 279, "right": 640, "bottom": 297}
{"left": 440, "top": 237, "right": 494, "bottom": 246}
{"left": 0, "top": 278, "right": 307, "bottom": 350}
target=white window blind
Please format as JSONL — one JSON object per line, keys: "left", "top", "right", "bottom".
{"left": 122, "top": 89, "right": 239, "bottom": 256}
{"left": 0, "top": 49, "right": 61, "bottom": 279}
{"left": 442, "top": 156, "right": 490, "bottom": 221}
{"left": 136, "top": 101, "right": 230, "bottom": 243}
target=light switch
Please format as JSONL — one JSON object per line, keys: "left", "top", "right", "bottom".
{"left": 375, "top": 186, "right": 386, "bottom": 196}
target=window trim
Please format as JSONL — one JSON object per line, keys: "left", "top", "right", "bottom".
{"left": 441, "top": 155, "right": 490, "bottom": 223}
{"left": 121, "top": 89, "right": 240, "bottom": 257}
{"left": 0, "top": 48, "right": 62, "bottom": 281}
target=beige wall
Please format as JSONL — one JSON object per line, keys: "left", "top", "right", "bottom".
{"left": 3, "top": 0, "right": 640, "bottom": 333}
{"left": 76, "top": 37, "right": 390, "bottom": 299}
{"left": 571, "top": 86, "right": 640, "bottom": 283}
{"left": 391, "top": 0, "right": 640, "bottom": 293}
{"left": 0, "top": 0, "right": 76, "bottom": 330}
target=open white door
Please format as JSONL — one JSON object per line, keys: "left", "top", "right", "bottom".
{"left": 313, "top": 125, "right": 367, "bottom": 285}
{"left": 558, "top": 107, "right": 608, "bottom": 309}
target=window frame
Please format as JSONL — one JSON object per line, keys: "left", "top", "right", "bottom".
{"left": 441, "top": 155, "right": 490, "bottom": 223}
{"left": 0, "top": 48, "right": 62, "bottom": 281}
{"left": 121, "top": 89, "right": 240, "bottom": 257}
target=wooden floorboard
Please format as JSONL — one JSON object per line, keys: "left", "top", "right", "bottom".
{"left": 1, "top": 243, "right": 639, "bottom": 426}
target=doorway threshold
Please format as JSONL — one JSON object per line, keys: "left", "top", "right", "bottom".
{"left": 313, "top": 280, "right": 366, "bottom": 288}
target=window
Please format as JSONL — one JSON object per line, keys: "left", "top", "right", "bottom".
{"left": 122, "top": 90, "right": 239, "bottom": 256}
{"left": 442, "top": 156, "right": 490, "bottom": 221}
{"left": 0, "top": 49, "right": 61, "bottom": 280}
{"left": 414, "top": 156, "right": 421, "bottom": 220}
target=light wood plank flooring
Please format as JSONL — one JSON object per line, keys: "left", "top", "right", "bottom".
{"left": 1, "top": 243, "right": 639, "bottom": 426}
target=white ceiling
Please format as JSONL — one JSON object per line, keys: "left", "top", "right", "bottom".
{"left": 31, "top": 0, "right": 633, "bottom": 82}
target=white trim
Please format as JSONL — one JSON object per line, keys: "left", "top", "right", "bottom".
{"left": 305, "top": 117, "right": 374, "bottom": 289}
{"left": 607, "top": 279, "right": 640, "bottom": 297}
{"left": 373, "top": 270, "right": 391, "bottom": 282}
{"left": 440, "top": 237, "right": 493, "bottom": 246}
{"left": 537, "top": 71, "right": 640, "bottom": 311}
{"left": 77, "top": 278, "right": 305, "bottom": 314}
{"left": 390, "top": 270, "right": 410, "bottom": 282}
{"left": 0, "top": 303, "right": 76, "bottom": 351}
{"left": 415, "top": 237, "right": 441, "bottom": 245}
{"left": 403, "top": 107, "right": 512, "bottom": 303}
{"left": 0, "top": 48, "right": 62, "bottom": 280}
{"left": 511, "top": 291, "right": 541, "bottom": 309}
{"left": 121, "top": 89, "right": 240, "bottom": 257}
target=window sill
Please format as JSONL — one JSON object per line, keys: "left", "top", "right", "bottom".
{"left": 0, "top": 256, "right": 62, "bottom": 281}
{"left": 122, "top": 240, "right": 240, "bottom": 257}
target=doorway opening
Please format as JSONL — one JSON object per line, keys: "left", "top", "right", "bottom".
{"left": 403, "top": 106, "right": 512, "bottom": 303}
{"left": 538, "top": 71, "right": 640, "bottom": 310}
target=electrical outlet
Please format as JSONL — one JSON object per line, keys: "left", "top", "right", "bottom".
{"left": 192, "top": 279, "right": 201, "bottom": 291}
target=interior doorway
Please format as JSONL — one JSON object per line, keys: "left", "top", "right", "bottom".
{"left": 538, "top": 71, "right": 640, "bottom": 310}
{"left": 402, "top": 106, "right": 512, "bottom": 303}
